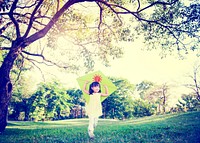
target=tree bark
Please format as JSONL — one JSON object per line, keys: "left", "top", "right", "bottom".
{"left": 0, "top": 68, "right": 13, "bottom": 133}
{"left": 0, "top": 44, "right": 20, "bottom": 132}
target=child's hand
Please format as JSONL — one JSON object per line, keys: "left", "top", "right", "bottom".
{"left": 104, "top": 85, "right": 108, "bottom": 88}
{"left": 85, "top": 80, "right": 90, "bottom": 84}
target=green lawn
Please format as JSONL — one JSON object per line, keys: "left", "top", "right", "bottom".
{"left": 0, "top": 111, "right": 200, "bottom": 143}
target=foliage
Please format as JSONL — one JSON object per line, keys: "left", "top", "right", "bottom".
{"left": 102, "top": 77, "right": 135, "bottom": 119}
{"left": 28, "top": 81, "right": 72, "bottom": 121}
{"left": 176, "top": 94, "right": 200, "bottom": 112}
{"left": 184, "top": 63, "right": 200, "bottom": 101}
{"left": 67, "top": 88, "right": 84, "bottom": 106}
{"left": 0, "top": 111, "right": 200, "bottom": 143}
{"left": 0, "top": 0, "right": 199, "bottom": 71}
{"left": 137, "top": 0, "right": 200, "bottom": 57}
{"left": 132, "top": 99, "right": 155, "bottom": 117}
{"left": 146, "top": 83, "right": 170, "bottom": 114}
{"left": 136, "top": 80, "right": 154, "bottom": 99}
{"left": 103, "top": 77, "right": 155, "bottom": 118}
{"left": 8, "top": 68, "right": 35, "bottom": 121}
{"left": 137, "top": 81, "right": 171, "bottom": 114}
{"left": 66, "top": 88, "right": 86, "bottom": 118}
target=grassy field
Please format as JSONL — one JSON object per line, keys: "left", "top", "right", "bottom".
{"left": 0, "top": 111, "right": 199, "bottom": 143}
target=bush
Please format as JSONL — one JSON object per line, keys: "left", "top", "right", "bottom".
{"left": 132, "top": 99, "right": 155, "bottom": 117}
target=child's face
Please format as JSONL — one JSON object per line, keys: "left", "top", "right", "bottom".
{"left": 91, "top": 85, "right": 100, "bottom": 93}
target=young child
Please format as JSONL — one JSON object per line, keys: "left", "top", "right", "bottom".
{"left": 83, "top": 81, "right": 109, "bottom": 139}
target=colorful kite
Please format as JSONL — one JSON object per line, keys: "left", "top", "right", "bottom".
{"left": 76, "top": 70, "right": 117, "bottom": 104}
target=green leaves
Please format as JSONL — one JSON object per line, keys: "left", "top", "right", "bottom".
{"left": 176, "top": 94, "right": 200, "bottom": 112}
{"left": 102, "top": 77, "right": 136, "bottom": 119}
{"left": 139, "top": 1, "right": 200, "bottom": 57}
{"left": 29, "top": 81, "right": 72, "bottom": 121}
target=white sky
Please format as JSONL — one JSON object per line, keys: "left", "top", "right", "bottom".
{"left": 32, "top": 39, "right": 199, "bottom": 89}
{"left": 97, "top": 42, "right": 199, "bottom": 85}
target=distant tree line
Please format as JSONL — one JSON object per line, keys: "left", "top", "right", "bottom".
{"left": 8, "top": 76, "right": 200, "bottom": 121}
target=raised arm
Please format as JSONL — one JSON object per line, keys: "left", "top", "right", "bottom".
{"left": 83, "top": 81, "right": 89, "bottom": 94}
{"left": 101, "top": 85, "right": 109, "bottom": 96}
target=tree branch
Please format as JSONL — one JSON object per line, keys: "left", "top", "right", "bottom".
{"left": 25, "top": 0, "right": 77, "bottom": 46}
{"left": 0, "top": 47, "right": 11, "bottom": 50}
{"left": 16, "top": 0, "right": 38, "bottom": 9}
{"left": 137, "top": 0, "right": 179, "bottom": 13}
{"left": 8, "top": 0, "right": 21, "bottom": 38}
{"left": 57, "top": 0, "right": 60, "bottom": 12}
{"left": 96, "top": 2, "right": 103, "bottom": 30}
{"left": 23, "top": 0, "right": 44, "bottom": 38}
{"left": 0, "top": 21, "right": 13, "bottom": 39}
{"left": 136, "top": 0, "right": 141, "bottom": 12}
{"left": 21, "top": 50, "right": 68, "bottom": 69}
{"left": 20, "top": 53, "right": 46, "bottom": 82}
{"left": 0, "top": 35, "right": 12, "bottom": 41}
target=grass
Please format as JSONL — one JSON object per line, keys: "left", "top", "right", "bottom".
{"left": 0, "top": 111, "right": 200, "bottom": 143}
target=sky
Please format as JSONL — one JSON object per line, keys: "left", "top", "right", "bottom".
{"left": 97, "top": 42, "right": 199, "bottom": 85}
{"left": 32, "top": 38, "right": 199, "bottom": 89}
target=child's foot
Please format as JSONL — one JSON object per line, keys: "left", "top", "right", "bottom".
{"left": 88, "top": 129, "right": 95, "bottom": 139}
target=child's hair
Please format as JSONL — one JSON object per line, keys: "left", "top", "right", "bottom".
{"left": 89, "top": 82, "right": 101, "bottom": 95}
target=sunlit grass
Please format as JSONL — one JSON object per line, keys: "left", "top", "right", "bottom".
{"left": 0, "top": 111, "right": 200, "bottom": 143}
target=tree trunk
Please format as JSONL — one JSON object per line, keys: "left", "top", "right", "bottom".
{"left": 0, "top": 44, "right": 20, "bottom": 132}
{"left": 0, "top": 68, "right": 13, "bottom": 133}
{"left": 24, "top": 99, "right": 29, "bottom": 121}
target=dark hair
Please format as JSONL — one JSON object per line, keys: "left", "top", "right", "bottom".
{"left": 89, "top": 82, "right": 101, "bottom": 95}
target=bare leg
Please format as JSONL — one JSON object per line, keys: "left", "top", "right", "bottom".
{"left": 94, "top": 117, "right": 99, "bottom": 128}
{"left": 88, "top": 116, "right": 95, "bottom": 138}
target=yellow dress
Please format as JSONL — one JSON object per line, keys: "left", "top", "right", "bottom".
{"left": 85, "top": 93, "right": 102, "bottom": 117}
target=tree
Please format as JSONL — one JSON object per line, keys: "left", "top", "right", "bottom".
{"left": 176, "top": 94, "right": 200, "bottom": 112}
{"left": 103, "top": 77, "right": 135, "bottom": 119}
{"left": 184, "top": 63, "right": 200, "bottom": 101}
{"left": 132, "top": 99, "right": 155, "bottom": 117}
{"left": 8, "top": 57, "right": 35, "bottom": 121}
{"left": 146, "top": 83, "right": 170, "bottom": 114}
{"left": 66, "top": 88, "right": 86, "bottom": 118}
{"left": 136, "top": 80, "right": 154, "bottom": 99}
{"left": 137, "top": 81, "right": 170, "bottom": 114}
{"left": 8, "top": 76, "right": 33, "bottom": 121}
{"left": 28, "top": 81, "right": 72, "bottom": 121}
{"left": 0, "top": 0, "right": 199, "bottom": 132}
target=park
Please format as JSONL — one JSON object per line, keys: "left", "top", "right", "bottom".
{"left": 0, "top": 0, "right": 200, "bottom": 142}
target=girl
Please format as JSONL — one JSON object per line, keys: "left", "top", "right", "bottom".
{"left": 83, "top": 81, "right": 109, "bottom": 139}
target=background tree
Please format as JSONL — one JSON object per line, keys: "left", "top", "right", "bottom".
{"left": 102, "top": 77, "right": 135, "bottom": 119}
{"left": 9, "top": 74, "right": 33, "bottom": 121}
{"left": 146, "top": 83, "right": 170, "bottom": 114}
{"left": 0, "top": 0, "right": 199, "bottom": 132}
{"left": 8, "top": 55, "right": 34, "bottom": 121}
{"left": 132, "top": 99, "right": 155, "bottom": 117}
{"left": 28, "top": 81, "right": 72, "bottom": 121}
{"left": 184, "top": 63, "right": 200, "bottom": 101}
{"left": 136, "top": 80, "right": 154, "bottom": 99}
{"left": 66, "top": 88, "right": 85, "bottom": 118}
{"left": 176, "top": 94, "right": 200, "bottom": 112}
